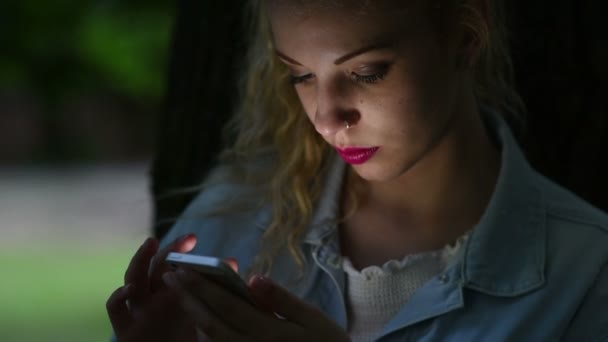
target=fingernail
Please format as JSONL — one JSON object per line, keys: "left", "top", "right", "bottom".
{"left": 224, "top": 257, "right": 239, "bottom": 272}
{"left": 178, "top": 234, "right": 193, "bottom": 242}
{"left": 250, "top": 275, "right": 273, "bottom": 294}
{"left": 123, "top": 283, "right": 135, "bottom": 295}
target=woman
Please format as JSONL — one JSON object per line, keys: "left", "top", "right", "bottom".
{"left": 107, "top": 0, "right": 608, "bottom": 341}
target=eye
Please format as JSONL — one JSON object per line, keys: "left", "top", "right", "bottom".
{"left": 350, "top": 63, "right": 390, "bottom": 84}
{"left": 351, "top": 72, "right": 387, "bottom": 84}
{"left": 290, "top": 73, "right": 314, "bottom": 85}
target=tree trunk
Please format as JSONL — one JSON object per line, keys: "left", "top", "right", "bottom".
{"left": 150, "top": 0, "right": 246, "bottom": 238}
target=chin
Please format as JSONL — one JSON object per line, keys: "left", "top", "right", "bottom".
{"left": 351, "top": 163, "right": 402, "bottom": 182}
{"left": 351, "top": 156, "right": 418, "bottom": 183}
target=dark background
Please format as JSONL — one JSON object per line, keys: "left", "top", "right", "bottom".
{"left": 0, "top": 1, "right": 606, "bottom": 340}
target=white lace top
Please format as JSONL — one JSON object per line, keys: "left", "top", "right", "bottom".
{"left": 343, "top": 232, "right": 470, "bottom": 342}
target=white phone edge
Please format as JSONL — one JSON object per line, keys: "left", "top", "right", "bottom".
{"left": 165, "top": 252, "right": 255, "bottom": 304}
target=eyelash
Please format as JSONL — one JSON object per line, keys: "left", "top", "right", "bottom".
{"left": 352, "top": 72, "right": 387, "bottom": 84}
{"left": 289, "top": 69, "right": 388, "bottom": 85}
{"left": 290, "top": 74, "right": 313, "bottom": 85}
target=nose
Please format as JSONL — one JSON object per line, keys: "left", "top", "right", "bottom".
{"left": 312, "top": 81, "right": 360, "bottom": 136}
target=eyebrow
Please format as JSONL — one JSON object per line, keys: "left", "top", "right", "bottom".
{"left": 276, "top": 43, "right": 393, "bottom": 66}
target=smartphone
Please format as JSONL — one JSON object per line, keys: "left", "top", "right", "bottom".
{"left": 165, "top": 252, "right": 255, "bottom": 305}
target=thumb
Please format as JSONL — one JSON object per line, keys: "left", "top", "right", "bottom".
{"left": 224, "top": 257, "right": 239, "bottom": 273}
{"left": 248, "top": 275, "right": 320, "bottom": 324}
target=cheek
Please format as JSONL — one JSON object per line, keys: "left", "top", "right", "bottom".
{"left": 389, "top": 67, "right": 450, "bottom": 126}
{"left": 362, "top": 88, "right": 439, "bottom": 146}
{"left": 370, "top": 83, "right": 425, "bottom": 126}
{"left": 294, "top": 88, "right": 317, "bottom": 121}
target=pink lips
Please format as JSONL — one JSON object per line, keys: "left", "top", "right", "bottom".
{"left": 336, "top": 147, "right": 380, "bottom": 165}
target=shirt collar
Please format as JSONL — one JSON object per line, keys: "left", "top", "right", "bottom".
{"left": 461, "top": 110, "right": 546, "bottom": 296}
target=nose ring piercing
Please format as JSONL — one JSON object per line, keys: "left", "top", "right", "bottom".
{"left": 345, "top": 121, "right": 351, "bottom": 129}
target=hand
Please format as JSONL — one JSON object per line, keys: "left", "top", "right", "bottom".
{"left": 163, "top": 267, "right": 350, "bottom": 342}
{"left": 106, "top": 235, "right": 201, "bottom": 341}
{"left": 106, "top": 281, "right": 195, "bottom": 341}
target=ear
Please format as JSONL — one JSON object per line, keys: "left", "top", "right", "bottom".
{"left": 456, "top": 0, "right": 490, "bottom": 70}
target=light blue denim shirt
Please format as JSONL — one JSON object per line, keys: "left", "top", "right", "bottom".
{"left": 162, "top": 112, "right": 608, "bottom": 341}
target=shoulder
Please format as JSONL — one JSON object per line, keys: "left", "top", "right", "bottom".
{"left": 530, "top": 169, "right": 608, "bottom": 274}
{"left": 561, "top": 259, "right": 608, "bottom": 341}
{"left": 531, "top": 172, "right": 608, "bottom": 340}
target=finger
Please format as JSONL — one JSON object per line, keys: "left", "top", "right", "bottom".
{"left": 193, "top": 301, "right": 251, "bottom": 342}
{"left": 125, "top": 289, "right": 198, "bottom": 342}
{"left": 224, "top": 257, "right": 238, "bottom": 273}
{"left": 149, "top": 234, "right": 197, "bottom": 291}
{"left": 245, "top": 276, "right": 275, "bottom": 315}
{"left": 124, "top": 238, "right": 159, "bottom": 295}
{"left": 164, "top": 274, "right": 250, "bottom": 342}
{"left": 248, "top": 275, "right": 324, "bottom": 326}
{"left": 106, "top": 284, "right": 135, "bottom": 336}
{"left": 195, "top": 327, "right": 212, "bottom": 342}
{"left": 166, "top": 269, "right": 277, "bottom": 338}
{"left": 250, "top": 276, "right": 349, "bottom": 342}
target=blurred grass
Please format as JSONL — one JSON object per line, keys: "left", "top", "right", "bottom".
{"left": 0, "top": 242, "right": 142, "bottom": 342}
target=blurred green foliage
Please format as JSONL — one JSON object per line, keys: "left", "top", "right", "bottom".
{"left": 0, "top": 0, "right": 173, "bottom": 100}
{"left": 0, "top": 0, "right": 174, "bottom": 163}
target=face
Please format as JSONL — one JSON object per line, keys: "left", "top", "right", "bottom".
{"left": 268, "top": 0, "right": 468, "bottom": 182}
